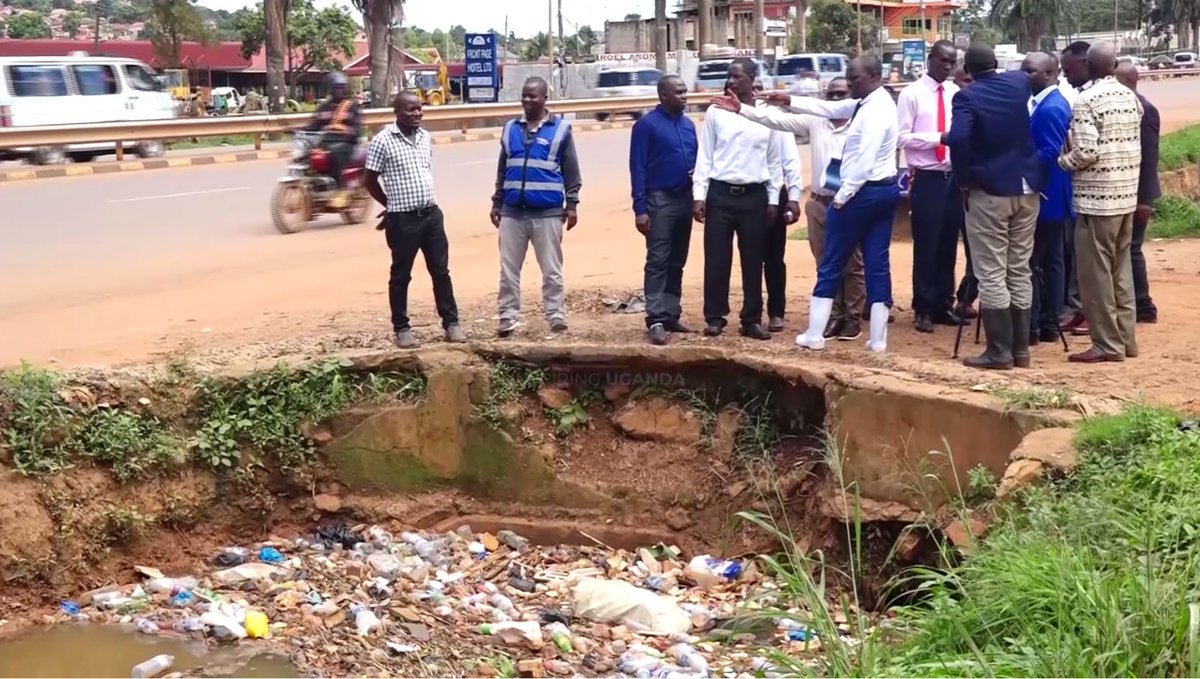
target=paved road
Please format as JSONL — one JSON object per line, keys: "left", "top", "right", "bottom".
{"left": 1, "top": 78, "right": 1195, "bottom": 367}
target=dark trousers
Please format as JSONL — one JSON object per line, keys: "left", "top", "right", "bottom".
{"left": 764, "top": 186, "right": 789, "bottom": 318}
{"left": 956, "top": 224, "right": 979, "bottom": 308}
{"left": 1131, "top": 207, "right": 1157, "bottom": 318}
{"left": 384, "top": 206, "right": 459, "bottom": 332}
{"left": 1063, "top": 217, "right": 1082, "bottom": 313}
{"left": 644, "top": 189, "right": 694, "bottom": 328}
{"left": 703, "top": 180, "right": 768, "bottom": 327}
{"left": 1030, "top": 219, "right": 1067, "bottom": 333}
{"left": 814, "top": 182, "right": 900, "bottom": 306}
{"left": 322, "top": 138, "right": 355, "bottom": 189}
{"left": 909, "top": 170, "right": 964, "bottom": 316}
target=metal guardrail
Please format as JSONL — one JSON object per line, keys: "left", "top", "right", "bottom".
{"left": 3, "top": 66, "right": 1198, "bottom": 157}
{"left": 0, "top": 95, "right": 661, "bottom": 153}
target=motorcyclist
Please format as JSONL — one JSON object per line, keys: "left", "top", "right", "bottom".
{"left": 305, "top": 71, "right": 362, "bottom": 208}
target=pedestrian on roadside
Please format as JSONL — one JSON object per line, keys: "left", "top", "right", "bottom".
{"left": 897, "top": 40, "right": 964, "bottom": 334}
{"left": 629, "top": 75, "right": 698, "bottom": 346}
{"left": 362, "top": 92, "right": 466, "bottom": 349}
{"left": 691, "top": 58, "right": 782, "bottom": 340}
{"left": 1058, "top": 40, "right": 1091, "bottom": 332}
{"left": 753, "top": 78, "right": 804, "bottom": 333}
{"left": 490, "top": 76, "right": 582, "bottom": 338}
{"left": 1058, "top": 42, "right": 1143, "bottom": 363}
{"left": 1115, "top": 61, "right": 1161, "bottom": 324}
{"left": 718, "top": 54, "right": 899, "bottom": 353}
{"left": 944, "top": 42, "right": 1044, "bottom": 370}
{"left": 1024, "top": 52, "right": 1074, "bottom": 346}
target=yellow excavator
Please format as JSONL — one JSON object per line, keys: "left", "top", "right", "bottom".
{"left": 407, "top": 62, "right": 450, "bottom": 106}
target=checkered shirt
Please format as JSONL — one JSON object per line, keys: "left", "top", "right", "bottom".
{"left": 365, "top": 123, "right": 437, "bottom": 212}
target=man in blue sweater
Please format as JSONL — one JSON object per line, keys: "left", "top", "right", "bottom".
{"left": 629, "top": 75, "right": 698, "bottom": 345}
{"left": 1024, "top": 52, "right": 1075, "bottom": 345}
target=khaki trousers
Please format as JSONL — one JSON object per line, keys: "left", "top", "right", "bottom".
{"left": 963, "top": 190, "right": 1038, "bottom": 310}
{"left": 1075, "top": 213, "right": 1137, "bottom": 357}
{"left": 805, "top": 194, "right": 865, "bottom": 321}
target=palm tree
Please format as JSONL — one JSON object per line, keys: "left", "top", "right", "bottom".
{"left": 351, "top": 0, "right": 402, "bottom": 107}
{"left": 795, "top": 0, "right": 807, "bottom": 52}
{"left": 988, "top": 0, "right": 1072, "bottom": 51}
{"left": 265, "top": 0, "right": 287, "bottom": 113}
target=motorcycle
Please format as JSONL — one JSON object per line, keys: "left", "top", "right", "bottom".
{"left": 271, "top": 130, "right": 371, "bottom": 234}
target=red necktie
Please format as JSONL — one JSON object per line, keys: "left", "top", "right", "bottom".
{"left": 935, "top": 84, "right": 947, "bottom": 162}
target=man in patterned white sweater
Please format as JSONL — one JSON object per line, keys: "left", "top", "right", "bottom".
{"left": 1058, "top": 41, "right": 1142, "bottom": 363}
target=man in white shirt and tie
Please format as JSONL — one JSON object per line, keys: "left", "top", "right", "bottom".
{"left": 898, "top": 40, "right": 965, "bottom": 334}
{"left": 713, "top": 55, "right": 900, "bottom": 353}
{"left": 693, "top": 58, "right": 783, "bottom": 340}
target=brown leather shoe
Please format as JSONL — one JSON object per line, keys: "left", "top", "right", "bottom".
{"left": 1068, "top": 347, "right": 1125, "bottom": 363}
{"left": 1060, "top": 310, "right": 1085, "bottom": 331}
{"left": 1070, "top": 320, "right": 1090, "bottom": 336}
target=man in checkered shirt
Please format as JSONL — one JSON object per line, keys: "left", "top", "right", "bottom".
{"left": 363, "top": 91, "right": 467, "bottom": 348}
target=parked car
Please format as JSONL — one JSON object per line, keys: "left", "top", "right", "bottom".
{"left": 1172, "top": 52, "right": 1198, "bottom": 69}
{"left": 593, "top": 66, "right": 662, "bottom": 121}
{"left": 693, "top": 57, "right": 774, "bottom": 94}
{"left": 0, "top": 53, "right": 175, "bottom": 164}
{"left": 1117, "top": 55, "right": 1149, "bottom": 72}
{"left": 775, "top": 52, "right": 847, "bottom": 89}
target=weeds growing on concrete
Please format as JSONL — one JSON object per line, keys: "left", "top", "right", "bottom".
{"left": 476, "top": 361, "right": 547, "bottom": 428}
{"left": 986, "top": 384, "right": 1074, "bottom": 410}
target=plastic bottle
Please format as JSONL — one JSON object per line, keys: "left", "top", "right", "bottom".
{"left": 400, "top": 532, "right": 447, "bottom": 567}
{"left": 351, "top": 604, "right": 381, "bottom": 637}
{"left": 145, "top": 577, "right": 198, "bottom": 595}
{"left": 365, "top": 526, "right": 393, "bottom": 547}
{"left": 134, "top": 618, "right": 159, "bottom": 635}
{"left": 172, "top": 617, "right": 204, "bottom": 634}
{"left": 490, "top": 593, "right": 517, "bottom": 617}
{"left": 670, "top": 644, "right": 710, "bottom": 677}
{"left": 93, "top": 592, "right": 133, "bottom": 611}
{"left": 618, "top": 652, "right": 662, "bottom": 676}
{"left": 478, "top": 620, "right": 543, "bottom": 646}
{"left": 545, "top": 621, "right": 573, "bottom": 653}
{"left": 130, "top": 654, "right": 174, "bottom": 678}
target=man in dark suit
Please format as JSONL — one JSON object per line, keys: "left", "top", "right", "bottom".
{"left": 1024, "top": 52, "right": 1074, "bottom": 345}
{"left": 943, "top": 43, "right": 1045, "bottom": 370}
{"left": 1115, "top": 61, "right": 1161, "bottom": 323}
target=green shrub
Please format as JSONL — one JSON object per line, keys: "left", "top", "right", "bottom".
{"left": 1158, "top": 125, "right": 1200, "bottom": 172}
{"left": 1147, "top": 194, "right": 1200, "bottom": 239}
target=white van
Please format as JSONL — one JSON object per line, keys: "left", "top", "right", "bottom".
{"left": 776, "top": 53, "right": 848, "bottom": 88}
{"left": 0, "top": 54, "right": 177, "bottom": 165}
{"left": 594, "top": 66, "right": 663, "bottom": 121}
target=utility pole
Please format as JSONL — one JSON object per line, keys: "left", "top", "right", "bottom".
{"left": 754, "top": 0, "right": 765, "bottom": 59}
{"left": 547, "top": 0, "right": 555, "bottom": 97}
{"left": 697, "top": 0, "right": 711, "bottom": 49}
{"left": 1113, "top": 0, "right": 1120, "bottom": 45}
{"left": 856, "top": 0, "right": 862, "bottom": 54}
{"left": 795, "top": 0, "right": 807, "bottom": 52}
{"left": 655, "top": 0, "right": 668, "bottom": 72}
{"left": 920, "top": 0, "right": 928, "bottom": 45}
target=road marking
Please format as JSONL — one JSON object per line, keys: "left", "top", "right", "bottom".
{"left": 109, "top": 186, "right": 248, "bottom": 203}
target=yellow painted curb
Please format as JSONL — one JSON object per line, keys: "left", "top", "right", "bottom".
{"left": 64, "top": 165, "right": 95, "bottom": 176}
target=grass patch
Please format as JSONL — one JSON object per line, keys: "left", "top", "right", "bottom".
{"left": 788, "top": 226, "right": 809, "bottom": 240}
{"left": 1147, "top": 194, "right": 1200, "bottom": 239}
{"left": 985, "top": 384, "right": 1074, "bottom": 410}
{"left": 1158, "top": 124, "right": 1200, "bottom": 172}
{"left": 0, "top": 359, "right": 425, "bottom": 480}
{"left": 475, "top": 361, "right": 547, "bottom": 429}
{"left": 166, "top": 133, "right": 260, "bottom": 150}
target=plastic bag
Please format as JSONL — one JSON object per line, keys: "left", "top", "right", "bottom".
{"left": 570, "top": 578, "right": 691, "bottom": 635}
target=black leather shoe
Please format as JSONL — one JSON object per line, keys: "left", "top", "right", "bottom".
{"left": 664, "top": 320, "right": 695, "bottom": 333}
{"left": 932, "top": 310, "right": 962, "bottom": 326}
{"left": 648, "top": 323, "right": 668, "bottom": 346}
{"left": 703, "top": 324, "right": 723, "bottom": 337}
{"left": 767, "top": 316, "right": 785, "bottom": 332}
{"left": 822, "top": 318, "right": 844, "bottom": 339}
{"left": 739, "top": 324, "right": 771, "bottom": 340}
{"left": 1029, "top": 330, "right": 1040, "bottom": 346}
{"left": 1039, "top": 327, "right": 1059, "bottom": 343}
{"left": 915, "top": 314, "right": 935, "bottom": 333}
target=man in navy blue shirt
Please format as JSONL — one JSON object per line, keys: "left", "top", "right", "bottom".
{"left": 630, "top": 75, "right": 699, "bottom": 345}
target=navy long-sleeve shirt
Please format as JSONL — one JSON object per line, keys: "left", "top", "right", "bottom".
{"left": 629, "top": 105, "right": 698, "bottom": 216}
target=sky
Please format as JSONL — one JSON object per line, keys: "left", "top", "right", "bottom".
{"left": 196, "top": 0, "right": 659, "bottom": 38}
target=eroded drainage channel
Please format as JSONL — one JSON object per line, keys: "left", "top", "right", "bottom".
{"left": 0, "top": 345, "right": 1076, "bottom": 677}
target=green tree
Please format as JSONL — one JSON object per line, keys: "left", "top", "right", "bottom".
{"left": 988, "top": 0, "right": 1074, "bottom": 51}
{"left": 574, "top": 24, "right": 597, "bottom": 55}
{"left": 91, "top": 0, "right": 113, "bottom": 41}
{"left": 523, "top": 30, "right": 550, "bottom": 60}
{"left": 6, "top": 11, "right": 52, "bottom": 38}
{"left": 235, "top": 0, "right": 357, "bottom": 99}
{"left": 13, "top": 0, "right": 51, "bottom": 11}
{"left": 624, "top": 12, "right": 642, "bottom": 20}
{"left": 112, "top": 1, "right": 145, "bottom": 24}
{"left": 806, "top": 0, "right": 878, "bottom": 54}
{"left": 143, "top": 0, "right": 214, "bottom": 67}
{"left": 955, "top": 0, "right": 1004, "bottom": 45}
{"left": 50, "top": 0, "right": 75, "bottom": 9}
{"left": 62, "top": 10, "right": 81, "bottom": 36}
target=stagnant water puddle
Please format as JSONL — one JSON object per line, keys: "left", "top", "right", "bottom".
{"left": 0, "top": 625, "right": 298, "bottom": 678}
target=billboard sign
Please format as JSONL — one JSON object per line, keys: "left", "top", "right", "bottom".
{"left": 464, "top": 32, "right": 498, "bottom": 103}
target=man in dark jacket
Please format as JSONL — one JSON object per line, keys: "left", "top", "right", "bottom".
{"left": 305, "top": 71, "right": 362, "bottom": 208}
{"left": 944, "top": 43, "right": 1045, "bottom": 370}
{"left": 1116, "top": 61, "right": 1161, "bottom": 323}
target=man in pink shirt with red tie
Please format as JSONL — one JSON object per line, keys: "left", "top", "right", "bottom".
{"left": 897, "top": 40, "right": 965, "bottom": 334}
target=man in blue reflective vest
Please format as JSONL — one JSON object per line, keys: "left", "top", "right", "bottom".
{"left": 490, "top": 76, "right": 583, "bottom": 338}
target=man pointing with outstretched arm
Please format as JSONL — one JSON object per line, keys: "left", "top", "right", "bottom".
{"left": 711, "top": 54, "right": 899, "bottom": 354}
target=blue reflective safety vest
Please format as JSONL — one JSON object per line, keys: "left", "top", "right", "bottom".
{"left": 501, "top": 116, "right": 571, "bottom": 210}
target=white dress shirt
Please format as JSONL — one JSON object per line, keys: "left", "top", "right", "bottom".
{"left": 737, "top": 105, "right": 847, "bottom": 197}
{"left": 759, "top": 102, "right": 804, "bottom": 203}
{"left": 896, "top": 74, "right": 957, "bottom": 171}
{"left": 776, "top": 88, "right": 897, "bottom": 206}
{"left": 1057, "top": 77, "right": 1078, "bottom": 106}
{"left": 693, "top": 105, "right": 784, "bottom": 205}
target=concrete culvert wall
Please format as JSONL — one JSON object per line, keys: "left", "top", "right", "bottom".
{"left": 0, "top": 345, "right": 1077, "bottom": 607}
